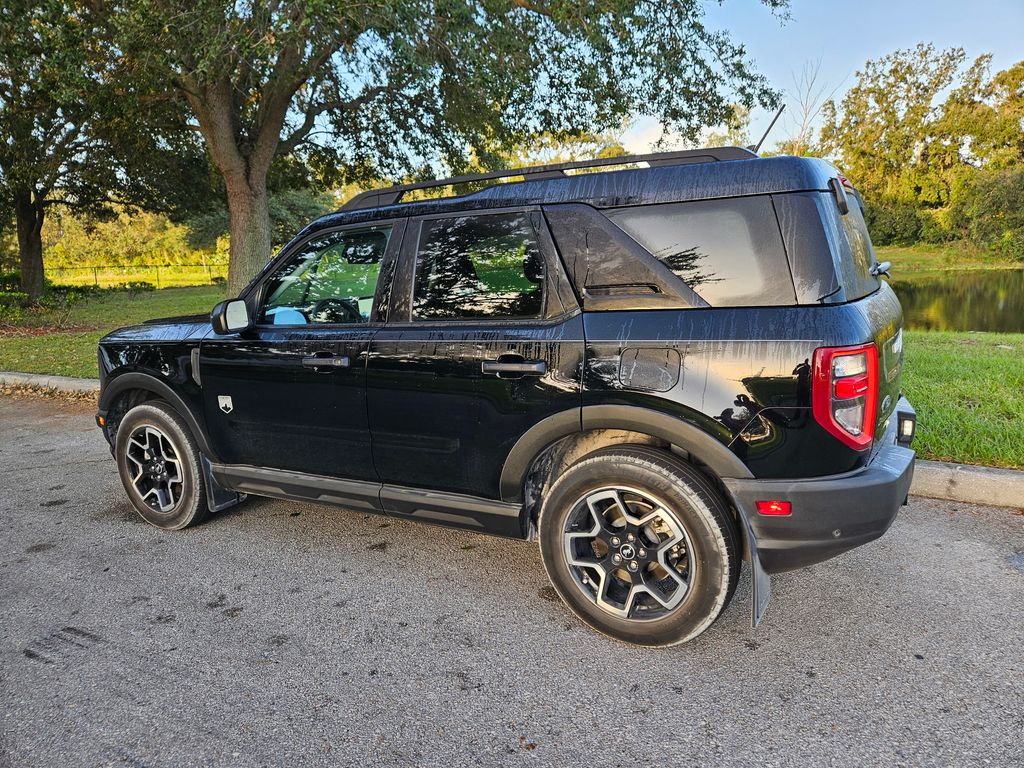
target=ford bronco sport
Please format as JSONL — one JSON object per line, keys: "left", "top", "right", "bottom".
{"left": 97, "top": 147, "right": 916, "bottom": 646}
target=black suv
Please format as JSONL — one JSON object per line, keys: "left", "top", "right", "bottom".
{"left": 97, "top": 147, "right": 916, "bottom": 647}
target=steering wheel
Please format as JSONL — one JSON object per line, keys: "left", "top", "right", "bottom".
{"left": 310, "top": 298, "right": 363, "bottom": 324}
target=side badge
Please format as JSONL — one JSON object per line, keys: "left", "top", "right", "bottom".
{"left": 218, "top": 395, "right": 233, "bottom": 414}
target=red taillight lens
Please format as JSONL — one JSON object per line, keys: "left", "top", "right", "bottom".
{"left": 756, "top": 500, "right": 792, "bottom": 516}
{"left": 812, "top": 343, "right": 878, "bottom": 450}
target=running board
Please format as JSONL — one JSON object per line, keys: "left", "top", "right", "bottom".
{"left": 208, "top": 463, "right": 525, "bottom": 538}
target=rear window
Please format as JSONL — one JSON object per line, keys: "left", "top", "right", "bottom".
{"left": 604, "top": 197, "right": 796, "bottom": 307}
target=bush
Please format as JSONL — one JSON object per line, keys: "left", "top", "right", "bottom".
{"left": 0, "top": 290, "right": 29, "bottom": 306}
{"left": 917, "top": 209, "right": 955, "bottom": 244}
{"left": 865, "top": 199, "right": 921, "bottom": 246}
{"left": 958, "top": 167, "right": 1024, "bottom": 261}
{"left": 0, "top": 271, "right": 20, "bottom": 292}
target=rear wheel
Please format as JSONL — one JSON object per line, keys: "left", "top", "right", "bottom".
{"left": 538, "top": 446, "right": 740, "bottom": 646}
{"left": 115, "top": 401, "right": 208, "bottom": 530}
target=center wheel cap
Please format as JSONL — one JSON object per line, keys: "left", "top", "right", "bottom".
{"left": 619, "top": 543, "right": 636, "bottom": 560}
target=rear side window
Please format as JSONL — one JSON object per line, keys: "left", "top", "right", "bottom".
{"left": 413, "top": 212, "right": 545, "bottom": 320}
{"left": 831, "top": 197, "right": 880, "bottom": 300}
{"left": 605, "top": 197, "right": 796, "bottom": 307}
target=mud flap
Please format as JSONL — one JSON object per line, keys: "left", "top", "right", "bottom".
{"left": 201, "top": 455, "right": 246, "bottom": 513}
{"left": 736, "top": 505, "right": 771, "bottom": 627}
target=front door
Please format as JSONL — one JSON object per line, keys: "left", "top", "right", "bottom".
{"left": 366, "top": 208, "right": 583, "bottom": 501}
{"left": 200, "top": 220, "right": 404, "bottom": 482}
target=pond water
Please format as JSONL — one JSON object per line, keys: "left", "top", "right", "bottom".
{"left": 890, "top": 269, "right": 1024, "bottom": 333}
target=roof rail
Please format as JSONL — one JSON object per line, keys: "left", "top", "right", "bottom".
{"left": 340, "top": 146, "right": 757, "bottom": 211}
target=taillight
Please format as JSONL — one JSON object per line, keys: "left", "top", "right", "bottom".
{"left": 812, "top": 343, "right": 879, "bottom": 450}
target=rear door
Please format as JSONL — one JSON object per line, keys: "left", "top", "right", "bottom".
{"left": 199, "top": 221, "right": 404, "bottom": 481}
{"left": 366, "top": 207, "right": 583, "bottom": 502}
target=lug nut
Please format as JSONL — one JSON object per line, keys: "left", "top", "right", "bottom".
{"left": 629, "top": 561, "right": 639, "bottom": 572}
{"left": 638, "top": 548, "right": 647, "bottom": 557}
{"left": 627, "top": 533, "right": 635, "bottom": 542}
{"left": 612, "top": 554, "right": 622, "bottom": 563}
{"left": 611, "top": 536, "right": 620, "bottom": 546}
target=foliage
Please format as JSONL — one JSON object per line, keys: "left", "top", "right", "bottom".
{"left": 956, "top": 167, "right": 1024, "bottom": 261}
{"left": 705, "top": 104, "right": 751, "bottom": 148}
{"left": 184, "top": 189, "right": 336, "bottom": 251}
{"left": 819, "top": 45, "right": 1024, "bottom": 255}
{"left": 0, "top": 0, "right": 217, "bottom": 299}
{"left": 864, "top": 200, "right": 921, "bottom": 247}
{"left": 93, "top": 0, "right": 787, "bottom": 291}
{"left": 42, "top": 209, "right": 222, "bottom": 269}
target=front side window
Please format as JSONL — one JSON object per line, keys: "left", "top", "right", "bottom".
{"left": 259, "top": 225, "right": 392, "bottom": 325}
{"left": 412, "top": 212, "right": 545, "bottom": 320}
{"left": 605, "top": 197, "right": 796, "bottom": 307}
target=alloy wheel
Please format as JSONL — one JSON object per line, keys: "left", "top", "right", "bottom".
{"left": 562, "top": 486, "right": 695, "bottom": 620}
{"left": 124, "top": 425, "right": 184, "bottom": 514}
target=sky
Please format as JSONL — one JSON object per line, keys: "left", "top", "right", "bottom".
{"left": 621, "top": 0, "right": 1024, "bottom": 153}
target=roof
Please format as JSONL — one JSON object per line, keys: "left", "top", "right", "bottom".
{"left": 301, "top": 154, "right": 840, "bottom": 237}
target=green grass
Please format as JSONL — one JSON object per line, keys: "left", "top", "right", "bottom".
{"left": 878, "top": 242, "right": 1021, "bottom": 275}
{"left": 11, "top": 284, "right": 224, "bottom": 329}
{"left": 0, "top": 285, "right": 224, "bottom": 378}
{"left": 902, "top": 331, "right": 1024, "bottom": 469}
{"left": 0, "top": 330, "right": 107, "bottom": 377}
{"left": 1, "top": 285, "right": 1021, "bottom": 469}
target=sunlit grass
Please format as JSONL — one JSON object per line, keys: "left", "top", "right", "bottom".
{"left": 902, "top": 331, "right": 1024, "bottom": 469}
{"left": 878, "top": 243, "right": 1021, "bottom": 276}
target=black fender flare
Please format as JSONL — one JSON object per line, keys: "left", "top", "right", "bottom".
{"left": 499, "top": 404, "right": 769, "bottom": 628}
{"left": 499, "top": 404, "right": 754, "bottom": 503}
{"left": 98, "top": 371, "right": 220, "bottom": 461}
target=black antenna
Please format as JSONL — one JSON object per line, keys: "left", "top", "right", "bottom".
{"left": 752, "top": 104, "right": 786, "bottom": 154}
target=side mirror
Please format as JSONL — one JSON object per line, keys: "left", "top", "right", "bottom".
{"left": 210, "top": 299, "right": 252, "bottom": 335}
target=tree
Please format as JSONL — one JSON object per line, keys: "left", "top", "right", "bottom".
{"left": 773, "top": 57, "right": 840, "bottom": 156}
{"left": 818, "top": 43, "right": 968, "bottom": 206}
{"left": 95, "top": 0, "right": 787, "bottom": 294}
{"left": 0, "top": 1, "right": 214, "bottom": 300}
{"left": 0, "top": 1, "right": 113, "bottom": 300}
{"left": 705, "top": 104, "right": 751, "bottom": 148}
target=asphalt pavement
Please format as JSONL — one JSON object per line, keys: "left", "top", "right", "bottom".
{"left": 1, "top": 394, "right": 1022, "bottom": 768}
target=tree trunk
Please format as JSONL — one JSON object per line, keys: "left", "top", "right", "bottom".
{"left": 15, "top": 189, "right": 46, "bottom": 301}
{"left": 224, "top": 177, "right": 272, "bottom": 295}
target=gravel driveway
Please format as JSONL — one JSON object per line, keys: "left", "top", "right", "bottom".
{"left": 1, "top": 394, "right": 1022, "bottom": 767}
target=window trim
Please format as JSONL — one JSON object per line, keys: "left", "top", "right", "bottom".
{"left": 394, "top": 206, "right": 560, "bottom": 326}
{"left": 245, "top": 218, "right": 407, "bottom": 331}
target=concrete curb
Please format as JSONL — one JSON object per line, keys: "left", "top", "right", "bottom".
{"left": 2, "top": 370, "right": 1022, "bottom": 510}
{"left": 0, "top": 370, "right": 100, "bottom": 395}
{"left": 911, "top": 459, "right": 1024, "bottom": 510}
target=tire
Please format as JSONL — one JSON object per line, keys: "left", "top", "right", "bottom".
{"left": 114, "top": 400, "right": 209, "bottom": 530}
{"left": 538, "top": 446, "right": 740, "bottom": 647}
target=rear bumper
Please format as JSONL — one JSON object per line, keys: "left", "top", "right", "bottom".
{"left": 724, "top": 397, "right": 916, "bottom": 574}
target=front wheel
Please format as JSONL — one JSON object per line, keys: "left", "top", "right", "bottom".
{"left": 114, "top": 401, "right": 209, "bottom": 530}
{"left": 538, "top": 447, "right": 740, "bottom": 647}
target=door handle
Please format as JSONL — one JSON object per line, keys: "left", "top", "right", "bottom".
{"left": 481, "top": 358, "right": 547, "bottom": 376}
{"left": 302, "top": 355, "right": 350, "bottom": 370}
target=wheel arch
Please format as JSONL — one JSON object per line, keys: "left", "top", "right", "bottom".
{"left": 99, "top": 372, "right": 219, "bottom": 461}
{"left": 500, "top": 404, "right": 754, "bottom": 504}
